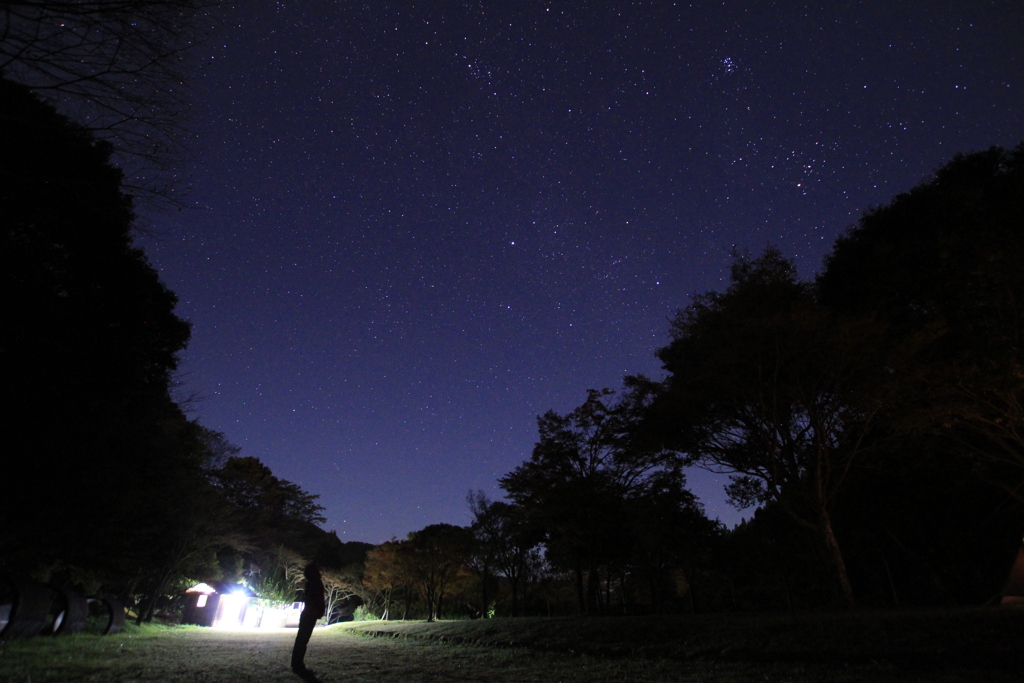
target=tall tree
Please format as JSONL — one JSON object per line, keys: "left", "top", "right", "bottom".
{"left": 466, "top": 491, "right": 499, "bottom": 617}
{"left": 467, "top": 492, "right": 542, "bottom": 617}
{"left": 501, "top": 383, "right": 694, "bottom": 614}
{"left": 818, "top": 143, "right": 1024, "bottom": 498}
{"left": 625, "top": 473, "right": 721, "bottom": 613}
{"left": 401, "top": 524, "right": 472, "bottom": 622}
{"left": 0, "top": 78, "right": 191, "bottom": 585}
{"left": 488, "top": 501, "right": 542, "bottom": 617}
{"left": 363, "top": 540, "right": 409, "bottom": 620}
{"left": 653, "top": 248, "right": 890, "bottom": 607}
{"left": 131, "top": 422, "right": 246, "bottom": 623}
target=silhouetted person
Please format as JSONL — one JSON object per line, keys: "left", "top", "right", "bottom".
{"left": 292, "top": 562, "right": 325, "bottom": 679}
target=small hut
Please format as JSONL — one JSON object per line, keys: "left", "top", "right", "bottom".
{"left": 182, "top": 582, "right": 304, "bottom": 628}
{"left": 182, "top": 582, "right": 257, "bottom": 628}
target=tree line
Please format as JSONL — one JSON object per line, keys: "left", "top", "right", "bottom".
{"left": 346, "top": 142, "right": 1024, "bottom": 619}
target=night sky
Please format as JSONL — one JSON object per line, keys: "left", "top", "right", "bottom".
{"left": 139, "top": 1, "right": 1023, "bottom": 544}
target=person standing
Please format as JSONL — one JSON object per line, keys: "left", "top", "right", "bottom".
{"left": 292, "top": 562, "right": 325, "bottom": 677}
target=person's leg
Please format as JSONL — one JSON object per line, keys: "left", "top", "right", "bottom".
{"left": 291, "top": 612, "right": 315, "bottom": 671}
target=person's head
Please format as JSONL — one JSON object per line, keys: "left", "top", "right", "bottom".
{"left": 304, "top": 562, "right": 321, "bottom": 579}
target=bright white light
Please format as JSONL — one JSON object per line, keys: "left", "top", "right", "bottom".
{"left": 213, "top": 593, "right": 249, "bottom": 629}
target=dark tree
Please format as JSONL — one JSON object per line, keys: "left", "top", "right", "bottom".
{"left": 401, "top": 524, "right": 472, "bottom": 622}
{"left": 130, "top": 423, "right": 246, "bottom": 623}
{"left": 501, "top": 383, "right": 698, "bottom": 614}
{"left": 818, "top": 143, "right": 1024, "bottom": 497}
{"left": 807, "top": 144, "right": 1024, "bottom": 607}
{"left": 653, "top": 248, "right": 890, "bottom": 607}
{"left": 711, "top": 503, "right": 830, "bottom": 611}
{"left": 831, "top": 439, "right": 1024, "bottom": 607}
{"left": 206, "top": 455, "right": 334, "bottom": 605}
{"left": 0, "top": 78, "right": 192, "bottom": 586}
{"left": 466, "top": 491, "right": 499, "bottom": 617}
{"left": 467, "top": 492, "right": 542, "bottom": 616}
{"left": 212, "top": 456, "right": 326, "bottom": 527}
{"left": 625, "top": 473, "right": 721, "bottom": 613}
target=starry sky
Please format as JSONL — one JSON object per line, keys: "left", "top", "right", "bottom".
{"left": 139, "top": 1, "right": 1023, "bottom": 544}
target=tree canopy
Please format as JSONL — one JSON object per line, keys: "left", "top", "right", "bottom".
{"left": 652, "top": 248, "right": 894, "bottom": 606}
{"left": 818, "top": 143, "right": 1024, "bottom": 496}
{"left": 501, "top": 384, "right": 713, "bottom": 614}
{"left": 1, "top": 78, "right": 193, "bottom": 586}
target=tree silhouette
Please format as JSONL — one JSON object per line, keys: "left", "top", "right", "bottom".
{"left": 819, "top": 143, "right": 1024, "bottom": 499}
{"left": 212, "top": 456, "right": 327, "bottom": 527}
{"left": 653, "top": 248, "right": 890, "bottom": 607}
{"left": 1, "top": 78, "right": 191, "bottom": 587}
{"left": 401, "top": 524, "right": 472, "bottom": 622}
{"left": 467, "top": 492, "right": 542, "bottom": 616}
{"left": 502, "top": 383, "right": 699, "bottom": 614}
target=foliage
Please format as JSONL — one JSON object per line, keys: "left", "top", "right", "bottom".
{"left": 243, "top": 546, "right": 304, "bottom": 603}
{"left": 0, "top": 38, "right": 335, "bottom": 621}
{"left": 501, "top": 383, "right": 714, "bottom": 614}
{"left": 832, "top": 444, "right": 1024, "bottom": 607}
{"left": 363, "top": 541, "right": 411, "bottom": 620}
{"left": 465, "top": 491, "right": 499, "bottom": 617}
{"left": 652, "top": 247, "right": 892, "bottom": 606}
{"left": 322, "top": 561, "right": 368, "bottom": 623}
{"left": 212, "top": 456, "right": 326, "bottom": 526}
{"left": 819, "top": 143, "right": 1024, "bottom": 498}
{"left": 709, "top": 504, "right": 832, "bottom": 611}
{"left": 352, "top": 604, "right": 378, "bottom": 621}
{"left": 467, "top": 492, "right": 543, "bottom": 617}
{"left": 804, "top": 144, "right": 1024, "bottom": 605}
{"left": 400, "top": 524, "right": 474, "bottom": 622}
{"left": 0, "top": 77, "right": 193, "bottom": 592}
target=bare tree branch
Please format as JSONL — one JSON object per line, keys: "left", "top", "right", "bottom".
{"left": 1, "top": 0, "right": 221, "bottom": 202}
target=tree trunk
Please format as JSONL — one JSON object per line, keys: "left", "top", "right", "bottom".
{"left": 480, "top": 563, "right": 489, "bottom": 618}
{"left": 819, "top": 507, "right": 855, "bottom": 607}
{"left": 574, "top": 564, "right": 586, "bottom": 614}
{"left": 879, "top": 550, "right": 899, "bottom": 608}
{"left": 137, "top": 571, "right": 172, "bottom": 625}
{"left": 586, "top": 564, "right": 601, "bottom": 615}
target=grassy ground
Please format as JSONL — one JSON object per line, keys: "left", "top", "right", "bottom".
{"left": 2, "top": 608, "right": 1023, "bottom": 682}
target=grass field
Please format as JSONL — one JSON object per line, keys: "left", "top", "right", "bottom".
{"left": 2, "top": 609, "right": 1023, "bottom": 682}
